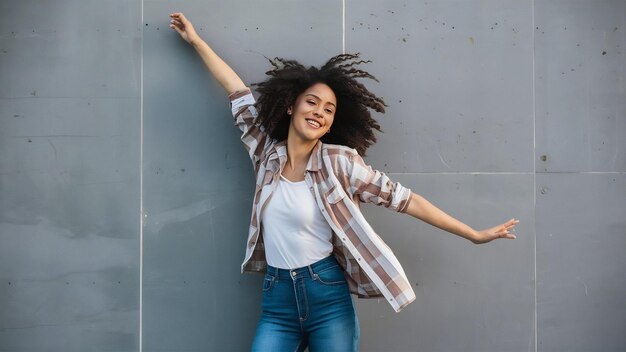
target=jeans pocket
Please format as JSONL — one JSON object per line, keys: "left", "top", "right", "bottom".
{"left": 262, "top": 275, "right": 275, "bottom": 292}
{"left": 314, "top": 265, "right": 347, "bottom": 286}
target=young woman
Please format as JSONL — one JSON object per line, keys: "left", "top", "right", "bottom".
{"left": 169, "top": 12, "right": 519, "bottom": 352}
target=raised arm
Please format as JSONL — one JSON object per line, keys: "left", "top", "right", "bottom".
{"left": 169, "top": 12, "right": 273, "bottom": 166}
{"left": 169, "top": 12, "right": 246, "bottom": 95}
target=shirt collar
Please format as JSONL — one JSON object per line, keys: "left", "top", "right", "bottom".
{"left": 272, "top": 139, "right": 322, "bottom": 172}
{"left": 305, "top": 140, "right": 322, "bottom": 172}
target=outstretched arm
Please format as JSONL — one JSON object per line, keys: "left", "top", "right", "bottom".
{"left": 404, "top": 193, "right": 519, "bottom": 244}
{"left": 169, "top": 12, "right": 246, "bottom": 95}
{"left": 344, "top": 152, "right": 518, "bottom": 244}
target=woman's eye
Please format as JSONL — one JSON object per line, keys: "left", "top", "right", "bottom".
{"left": 326, "top": 109, "right": 333, "bottom": 114}
{"left": 307, "top": 101, "right": 315, "bottom": 105}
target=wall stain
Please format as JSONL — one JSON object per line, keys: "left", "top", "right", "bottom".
{"left": 48, "top": 139, "right": 58, "bottom": 160}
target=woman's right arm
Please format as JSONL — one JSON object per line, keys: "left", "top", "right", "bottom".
{"left": 169, "top": 12, "right": 246, "bottom": 95}
{"left": 169, "top": 12, "right": 272, "bottom": 166}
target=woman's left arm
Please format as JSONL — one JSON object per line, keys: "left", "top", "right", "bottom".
{"left": 404, "top": 192, "right": 519, "bottom": 244}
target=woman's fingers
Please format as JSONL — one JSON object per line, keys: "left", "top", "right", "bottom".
{"left": 503, "top": 229, "right": 516, "bottom": 239}
{"left": 170, "top": 12, "right": 188, "bottom": 25}
{"left": 169, "top": 14, "right": 184, "bottom": 26}
{"left": 169, "top": 13, "right": 185, "bottom": 28}
{"left": 169, "top": 12, "right": 199, "bottom": 44}
{"left": 508, "top": 218, "right": 520, "bottom": 227}
{"left": 502, "top": 219, "right": 518, "bottom": 238}
{"left": 171, "top": 21, "right": 183, "bottom": 31}
{"left": 169, "top": 23, "right": 183, "bottom": 35}
{"left": 502, "top": 219, "right": 519, "bottom": 232}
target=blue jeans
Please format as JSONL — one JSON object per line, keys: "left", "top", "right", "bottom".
{"left": 251, "top": 255, "right": 360, "bottom": 352}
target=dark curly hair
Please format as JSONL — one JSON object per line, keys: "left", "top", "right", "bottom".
{"left": 251, "top": 53, "right": 387, "bottom": 156}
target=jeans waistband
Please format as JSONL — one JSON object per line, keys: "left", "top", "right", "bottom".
{"left": 266, "top": 255, "right": 339, "bottom": 280}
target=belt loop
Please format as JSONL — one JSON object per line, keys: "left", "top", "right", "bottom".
{"left": 268, "top": 265, "right": 277, "bottom": 279}
{"left": 307, "top": 264, "right": 315, "bottom": 278}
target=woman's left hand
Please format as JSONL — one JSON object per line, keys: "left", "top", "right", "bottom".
{"left": 471, "top": 218, "right": 519, "bottom": 244}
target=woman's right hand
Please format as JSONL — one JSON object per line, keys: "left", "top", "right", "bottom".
{"left": 169, "top": 12, "right": 201, "bottom": 45}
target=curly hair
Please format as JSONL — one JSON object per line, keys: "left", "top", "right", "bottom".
{"left": 251, "top": 53, "right": 387, "bottom": 156}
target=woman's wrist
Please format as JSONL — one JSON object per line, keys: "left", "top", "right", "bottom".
{"left": 189, "top": 35, "right": 204, "bottom": 48}
{"left": 466, "top": 228, "right": 480, "bottom": 243}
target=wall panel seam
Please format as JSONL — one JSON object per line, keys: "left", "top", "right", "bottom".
{"left": 532, "top": 0, "right": 537, "bottom": 351}
{"left": 342, "top": 0, "right": 345, "bottom": 54}
{"left": 139, "top": 0, "right": 144, "bottom": 351}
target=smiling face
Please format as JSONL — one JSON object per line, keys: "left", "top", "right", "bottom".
{"left": 287, "top": 82, "right": 337, "bottom": 144}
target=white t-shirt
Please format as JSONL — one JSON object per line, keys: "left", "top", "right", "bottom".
{"left": 261, "top": 175, "right": 333, "bottom": 269}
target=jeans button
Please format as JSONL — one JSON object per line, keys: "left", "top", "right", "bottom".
{"left": 291, "top": 271, "right": 297, "bottom": 277}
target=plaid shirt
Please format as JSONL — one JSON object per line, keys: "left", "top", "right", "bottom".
{"left": 229, "top": 87, "right": 416, "bottom": 312}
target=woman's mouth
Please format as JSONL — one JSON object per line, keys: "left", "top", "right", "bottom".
{"left": 306, "top": 119, "right": 321, "bottom": 129}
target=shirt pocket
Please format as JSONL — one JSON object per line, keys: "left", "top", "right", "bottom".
{"left": 324, "top": 185, "right": 346, "bottom": 204}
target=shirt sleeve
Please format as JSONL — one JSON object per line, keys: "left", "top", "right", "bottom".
{"left": 229, "top": 87, "right": 275, "bottom": 166}
{"left": 346, "top": 152, "right": 413, "bottom": 213}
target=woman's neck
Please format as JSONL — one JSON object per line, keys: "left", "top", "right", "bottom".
{"left": 285, "top": 135, "right": 317, "bottom": 172}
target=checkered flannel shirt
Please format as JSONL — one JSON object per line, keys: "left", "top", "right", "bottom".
{"left": 229, "top": 87, "right": 416, "bottom": 312}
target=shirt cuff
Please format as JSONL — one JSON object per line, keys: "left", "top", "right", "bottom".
{"left": 228, "top": 87, "right": 252, "bottom": 101}
{"left": 396, "top": 185, "right": 413, "bottom": 214}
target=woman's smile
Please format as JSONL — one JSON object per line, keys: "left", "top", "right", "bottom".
{"left": 305, "top": 118, "right": 322, "bottom": 128}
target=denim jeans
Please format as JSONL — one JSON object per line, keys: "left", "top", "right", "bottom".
{"left": 251, "top": 255, "right": 360, "bottom": 352}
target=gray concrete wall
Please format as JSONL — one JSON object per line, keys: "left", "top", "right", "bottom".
{"left": 1, "top": 1, "right": 624, "bottom": 351}
{"left": 0, "top": 0, "right": 141, "bottom": 351}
